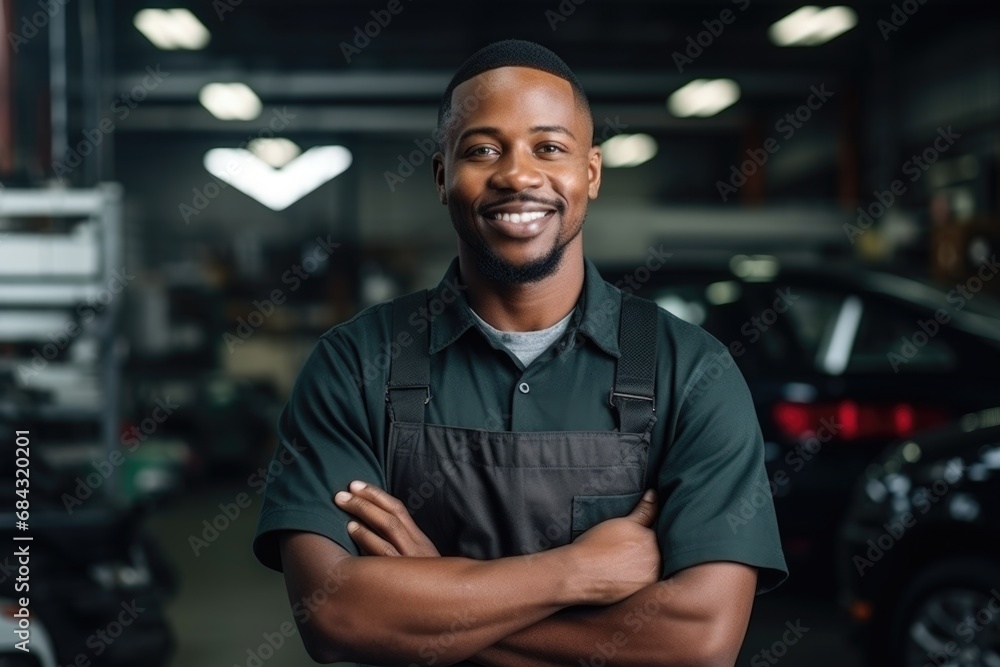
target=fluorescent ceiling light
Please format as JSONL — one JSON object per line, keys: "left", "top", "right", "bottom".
{"left": 705, "top": 280, "right": 742, "bottom": 306}
{"left": 729, "top": 254, "right": 779, "bottom": 281}
{"left": 133, "top": 9, "right": 210, "bottom": 50}
{"left": 203, "top": 146, "right": 353, "bottom": 211}
{"left": 668, "top": 79, "right": 741, "bottom": 118}
{"left": 769, "top": 6, "right": 858, "bottom": 46}
{"left": 600, "top": 133, "right": 658, "bottom": 168}
{"left": 199, "top": 83, "right": 262, "bottom": 121}
{"left": 248, "top": 138, "right": 301, "bottom": 168}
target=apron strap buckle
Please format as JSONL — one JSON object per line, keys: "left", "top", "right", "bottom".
{"left": 609, "top": 390, "right": 657, "bottom": 436}
{"left": 385, "top": 384, "right": 432, "bottom": 404}
{"left": 608, "top": 390, "right": 655, "bottom": 409}
{"left": 612, "top": 294, "right": 658, "bottom": 435}
{"left": 387, "top": 290, "right": 433, "bottom": 425}
{"left": 385, "top": 384, "right": 432, "bottom": 424}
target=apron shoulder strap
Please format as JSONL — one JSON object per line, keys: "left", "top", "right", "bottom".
{"left": 612, "top": 292, "right": 658, "bottom": 434}
{"left": 386, "top": 289, "right": 431, "bottom": 424}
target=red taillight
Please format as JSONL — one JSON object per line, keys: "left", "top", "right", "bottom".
{"left": 773, "top": 402, "right": 812, "bottom": 437}
{"left": 893, "top": 403, "right": 914, "bottom": 435}
{"left": 838, "top": 401, "right": 859, "bottom": 439}
{"left": 772, "top": 400, "right": 949, "bottom": 442}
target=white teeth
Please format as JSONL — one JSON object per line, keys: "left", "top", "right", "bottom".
{"left": 493, "top": 211, "right": 549, "bottom": 223}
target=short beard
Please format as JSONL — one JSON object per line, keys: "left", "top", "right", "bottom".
{"left": 459, "top": 209, "right": 585, "bottom": 288}
{"left": 469, "top": 235, "right": 569, "bottom": 288}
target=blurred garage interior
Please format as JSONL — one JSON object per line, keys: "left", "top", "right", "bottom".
{"left": 1, "top": 1, "right": 999, "bottom": 665}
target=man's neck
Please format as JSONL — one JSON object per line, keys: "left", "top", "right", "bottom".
{"left": 460, "top": 248, "right": 585, "bottom": 333}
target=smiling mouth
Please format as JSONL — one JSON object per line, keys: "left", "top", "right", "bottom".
{"left": 489, "top": 210, "right": 554, "bottom": 224}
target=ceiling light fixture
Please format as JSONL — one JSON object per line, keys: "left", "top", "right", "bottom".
{"left": 203, "top": 146, "right": 353, "bottom": 211}
{"left": 133, "top": 9, "right": 210, "bottom": 50}
{"left": 199, "top": 83, "right": 263, "bottom": 121}
{"left": 600, "top": 133, "right": 658, "bottom": 168}
{"left": 769, "top": 6, "right": 858, "bottom": 46}
{"left": 248, "top": 138, "right": 301, "bottom": 169}
{"left": 668, "top": 79, "right": 741, "bottom": 118}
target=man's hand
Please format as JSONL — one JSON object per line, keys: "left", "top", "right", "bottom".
{"left": 334, "top": 479, "right": 660, "bottom": 606}
{"left": 565, "top": 489, "right": 661, "bottom": 605}
{"left": 333, "top": 480, "right": 441, "bottom": 557}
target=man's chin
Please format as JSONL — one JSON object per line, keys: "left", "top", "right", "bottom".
{"left": 472, "top": 243, "right": 567, "bottom": 288}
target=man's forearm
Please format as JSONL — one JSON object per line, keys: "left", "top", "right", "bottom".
{"left": 472, "top": 564, "right": 757, "bottom": 667}
{"left": 308, "top": 483, "right": 662, "bottom": 664}
{"left": 281, "top": 533, "right": 613, "bottom": 665}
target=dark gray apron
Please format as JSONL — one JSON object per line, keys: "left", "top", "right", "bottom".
{"left": 371, "top": 290, "right": 658, "bottom": 666}
{"left": 385, "top": 289, "right": 659, "bottom": 556}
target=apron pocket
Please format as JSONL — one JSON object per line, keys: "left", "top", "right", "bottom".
{"left": 571, "top": 491, "right": 645, "bottom": 541}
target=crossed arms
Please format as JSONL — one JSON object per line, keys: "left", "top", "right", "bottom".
{"left": 278, "top": 481, "right": 757, "bottom": 667}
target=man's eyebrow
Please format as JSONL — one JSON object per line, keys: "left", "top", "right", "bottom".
{"left": 530, "top": 125, "right": 576, "bottom": 140}
{"left": 457, "top": 124, "right": 577, "bottom": 144}
{"left": 457, "top": 126, "right": 502, "bottom": 144}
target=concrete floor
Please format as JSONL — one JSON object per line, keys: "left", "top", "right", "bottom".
{"left": 148, "top": 481, "right": 317, "bottom": 667}
{"left": 147, "top": 481, "right": 863, "bottom": 667}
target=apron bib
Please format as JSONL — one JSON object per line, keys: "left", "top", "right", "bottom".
{"left": 384, "top": 289, "right": 659, "bottom": 558}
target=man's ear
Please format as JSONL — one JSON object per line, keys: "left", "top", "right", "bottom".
{"left": 587, "top": 145, "right": 602, "bottom": 200}
{"left": 432, "top": 152, "right": 447, "bottom": 205}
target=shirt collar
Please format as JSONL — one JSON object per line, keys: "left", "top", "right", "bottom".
{"left": 428, "top": 256, "right": 621, "bottom": 358}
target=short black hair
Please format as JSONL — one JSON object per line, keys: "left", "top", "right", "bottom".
{"left": 435, "top": 39, "right": 593, "bottom": 149}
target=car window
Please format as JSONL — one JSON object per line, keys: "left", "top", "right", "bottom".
{"left": 781, "top": 288, "right": 843, "bottom": 365}
{"left": 848, "top": 299, "right": 957, "bottom": 373}
{"left": 783, "top": 288, "right": 957, "bottom": 374}
{"left": 649, "top": 281, "right": 777, "bottom": 374}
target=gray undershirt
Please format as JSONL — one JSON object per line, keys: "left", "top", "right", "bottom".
{"left": 469, "top": 308, "right": 574, "bottom": 367}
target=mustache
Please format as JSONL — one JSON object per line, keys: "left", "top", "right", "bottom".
{"left": 477, "top": 194, "right": 565, "bottom": 217}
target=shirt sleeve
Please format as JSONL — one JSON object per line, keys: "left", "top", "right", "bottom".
{"left": 252, "top": 332, "right": 383, "bottom": 572}
{"left": 656, "top": 340, "right": 789, "bottom": 594}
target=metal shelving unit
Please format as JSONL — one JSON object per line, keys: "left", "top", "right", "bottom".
{"left": 0, "top": 183, "right": 123, "bottom": 497}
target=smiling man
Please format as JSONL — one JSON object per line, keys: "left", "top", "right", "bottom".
{"left": 253, "top": 39, "right": 787, "bottom": 667}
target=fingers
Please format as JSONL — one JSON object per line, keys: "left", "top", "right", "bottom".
{"left": 334, "top": 481, "right": 440, "bottom": 557}
{"left": 350, "top": 480, "right": 408, "bottom": 516}
{"left": 346, "top": 520, "right": 400, "bottom": 557}
{"left": 334, "top": 486, "right": 406, "bottom": 543}
{"left": 627, "top": 489, "right": 659, "bottom": 527}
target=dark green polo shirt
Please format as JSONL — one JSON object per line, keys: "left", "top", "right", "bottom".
{"left": 253, "top": 255, "right": 788, "bottom": 594}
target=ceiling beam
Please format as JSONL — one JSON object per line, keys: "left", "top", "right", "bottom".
{"left": 113, "top": 103, "right": 750, "bottom": 133}
{"left": 115, "top": 69, "right": 839, "bottom": 101}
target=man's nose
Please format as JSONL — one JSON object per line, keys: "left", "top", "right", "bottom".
{"left": 488, "top": 148, "right": 544, "bottom": 191}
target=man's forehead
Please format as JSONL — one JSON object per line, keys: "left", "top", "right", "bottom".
{"left": 450, "top": 67, "right": 579, "bottom": 120}
{"left": 454, "top": 66, "right": 574, "bottom": 96}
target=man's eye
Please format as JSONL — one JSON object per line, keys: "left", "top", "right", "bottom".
{"left": 470, "top": 146, "right": 497, "bottom": 157}
{"left": 538, "top": 144, "right": 563, "bottom": 154}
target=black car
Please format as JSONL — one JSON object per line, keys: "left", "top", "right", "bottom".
{"left": 599, "top": 255, "right": 1000, "bottom": 585}
{"left": 838, "top": 407, "right": 1000, "bottom": 666}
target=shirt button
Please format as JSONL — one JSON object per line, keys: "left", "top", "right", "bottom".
{"left": 518, "top": 382, "right": 530, "bottom": 394}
